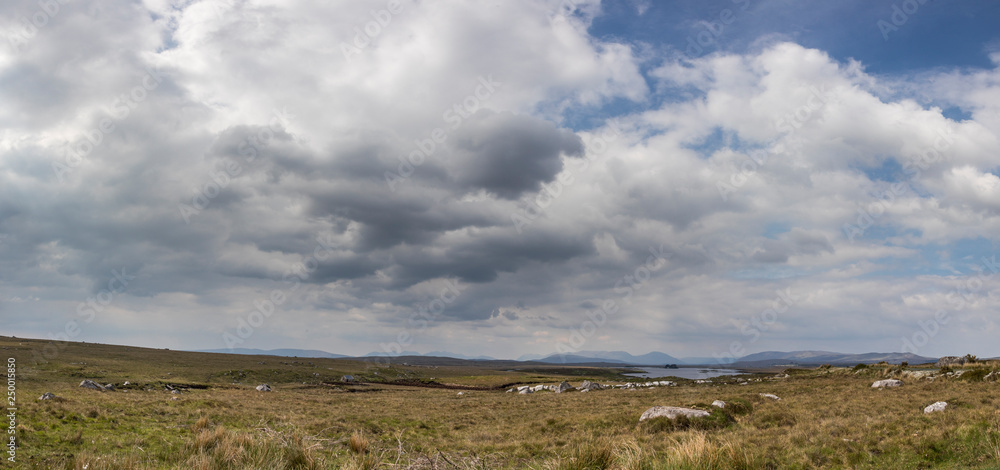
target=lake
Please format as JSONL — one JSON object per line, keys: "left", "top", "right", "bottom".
{"left": 624, "top": 367, "right": 743, "bottom": 380}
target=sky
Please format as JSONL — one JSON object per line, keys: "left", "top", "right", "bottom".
{"left": 2, "top": 0, "right": 1000, "bottom": 361}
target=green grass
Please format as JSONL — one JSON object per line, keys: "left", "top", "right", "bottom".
{"left": 4, "top": 336, "right": 1000, "bottom": 468}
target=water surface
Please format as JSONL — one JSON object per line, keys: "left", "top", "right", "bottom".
{"left": 624, "top": 367, "right": 743, "bottom": 380}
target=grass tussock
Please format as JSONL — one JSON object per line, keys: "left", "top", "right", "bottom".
{"left": 185, "top": 425, "right": 318, "bottom": 470}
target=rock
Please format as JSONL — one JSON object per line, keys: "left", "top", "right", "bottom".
{"left": 639, "top": 406, "right": 710, "bottom": 422}
{"left": 985, "top": 371, "right": 998, "bottom": 381}
{"left": 104, "top": 383, "right": 116, "bottom": 391}
{"left": 760, "top": 393, "right": 781, "bottom": 401}
{"left": 579, "top": 380, "right": 604, "bottom": 392}
{"left": 456, "top": 392, "right": 465, "bottom": 396}
{"left": 555, "top": 381, "right": 573, "bottom": 393}
{"left": 936, "top": 356, "right": 966, "bottom": 368}
{"left": 123, "top": 381, "right": 130, "bottom": 386}
{"left": 505, "top": 388, "right": 514, "bottom": 393}
{"left": 518, "top": 388, "right": 533, "bottom": 395}
{"left": 924, "top": 401, "right": 948, "bottom": 413}
{"left": 531, "top": 385, "right": 546, "bottom": 392}
{"left": 171, "top": 390, "right": 180, "bottom": 394}
{"left": 516, "top": 385, "right": 530, "bottom": 393}
{"left": 255, "top": 384, "right": 272, "bottom": 392}
{"left": 711, "top": 400, "right": 726, "bottom": 408}
{"left": 79, "top": 379, "right": 106, "bottom": 391}
{"left": 871, "top": 379, "right": 903, "bottom": 388}
{"left": 341, "top": 375, "right": 356, "bottom": 383}
{"left": 39, "top": 392, "right": 57, "bottom": 400}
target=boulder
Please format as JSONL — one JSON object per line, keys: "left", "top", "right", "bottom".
{"left": 531, "top": 385, "right": 546, "bottom": 392}
{"left": 518, "top": 388, "right": 533, "bottom": 395}
{"left": 516, "top": 385, "right": 530, "bottom": 393}
{"left": 639, "top": 406, "right": 710, "bottom": 422}
{"left": 104, "top": 383, "right": 116, "bottom": 391}
{"left": 924, "top": 401, "right": 948, "bottom": 413}
{"left": 760, "top": 393, "right": 781, "bottom": 401}
{"left": 579, "top": 380, "right": 603, "bottom": 392}
{"left": 79, "top": 379, "right": 106, "bottom": 391}
{"left": 456, "top": 392, "right": 465, "bottom": 396}
{"left": 555, "top": 381, "right": 573, "bottom": 393}
{"left": 711, "top": 400, "right": 726, "bottom": 408}
{"left": 39, "top": 392, "right": 57, "bottom": 400}
{"left": 936, "top": 356, "right": 966, "bottom": 368}
{"left": 255, "top": 384, "right": 272, "bottom": 392}
{"left": 871, "top": 379, "right": 903, "bottom": 388}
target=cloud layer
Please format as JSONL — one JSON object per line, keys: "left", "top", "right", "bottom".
{"left": 1, "top": 0, "right": 999, "bottom": 359}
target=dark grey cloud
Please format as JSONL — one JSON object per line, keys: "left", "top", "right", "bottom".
{"left": 448, "top": 111, "right": 584, "bottom": 199}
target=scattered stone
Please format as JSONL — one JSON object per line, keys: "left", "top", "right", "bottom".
{"left": 985, "top": 371, "right": 999, "bottom": 381}
{"left": 104, "top": 383, "right": 116, "bottom": 391}
{"left": 872, "top": 379, "right": 903, "bottom": 388}
{"left": 79, "top": 379, "right": 106, "bottom": 391}
{"left": 531, "top": 385, "right": 546, "bottom": 392}
{"left": 924, "top": 401, "right": 948, "bottom": 413}
{"left": 39, "top": 392, "right": 57, "bottom": 400}
{"left": 456, "top": 392, "right": 465, "bottom": 396}
{"left": 255, "top": 384, "right": 272, "bottom": 392}
{"left": 555, "top": 381, "right": 573, "bottom": 393}
{"left": 171, "top": 390, "right": 180, "bottom": 394}
{"left": 518, "top": 388, "right": 533, "bottom": 395}
{"left": 505, "top": 388, "right": 515, "bottom": 393}
{"left": 123, "top": 381, "right": 130, "bottom": 386}
{"left": 341, "top": 375, "right": 356, "bottom": 383}
{"left": 760, "top": 393, "right": 781, "bottom": 401}
{"left": 712, "top": 400, "right": 726, "bottom": 408}
{"left": 639, "top": 406, "right": 710, "bottom": 422}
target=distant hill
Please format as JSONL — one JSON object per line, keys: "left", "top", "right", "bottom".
{"left": 363, "top": 351, "right": 497, "bottom": 361}
{"left": 732, "top": 351, "right": 936, "bottom": 367}
{"left": 535, "top": 350, "right": 683, "bottom": 365}
{"left": 196, "top": 348, "right": 348, "bottom": 359}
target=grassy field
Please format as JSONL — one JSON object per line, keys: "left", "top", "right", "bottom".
{"left": 3, "top": 336, "right": 999, "bottom": 469}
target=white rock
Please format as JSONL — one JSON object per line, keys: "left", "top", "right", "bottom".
{"left": 255, "top": 384, "right": 272, "bottom": 392}
{"left": 639, "top": 406, "right": 710, "bottom": 422}
{"left": 924, "top": 401, "right": 948, "bottom": 413}
{"left": 456, "top": 392, "right": 465, "bottom": 396}
{"left": 760, "top": 393, "right": 781, "bottom": 400}
{"left": 39, "top": 392, "right": 57, "bottom": 400}
{"left": 555, "top": 381, "right": 573, "bottom": 393}
{"left": 872, "top": 379, "right": 903, "bottom": 388}
{"left": 711, "top": 400, "right": 726, "bottom": 408}
{"left": 518, "top": 388, "right": 533, "bottom": 395}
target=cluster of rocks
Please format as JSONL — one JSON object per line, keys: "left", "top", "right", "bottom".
{"left": 507, "top": 379, "right": 676, "bottom": 394}
{"left": 79, "top": 379, "right": 115, "bottom": 391}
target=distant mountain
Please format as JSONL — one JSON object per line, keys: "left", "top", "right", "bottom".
{"left": 534, "top": 350, "right": 683, "bottom": 365}
{"left": 733, "top": 351, "right": 936, "bottom": 367}
{"left": 196, "top": 348, "right": 348, "bottom": 358}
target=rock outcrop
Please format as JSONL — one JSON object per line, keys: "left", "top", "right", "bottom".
{"left": 79, "top": 379, "right": 106, "bottom": 391}
{"left": 711, "top": 400, "right": 726, "bottom": 408}
{"left": 255, "top": 384, "right": 272, "bottom": 392}
{"left": 639, "top": 406, "right": 710, "bottom": 421}
{"left": 936, "top": 356, "right": 965, "bottom": 368}
{"left": 555, "top": 381, "right": 573, "bottom": 393}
